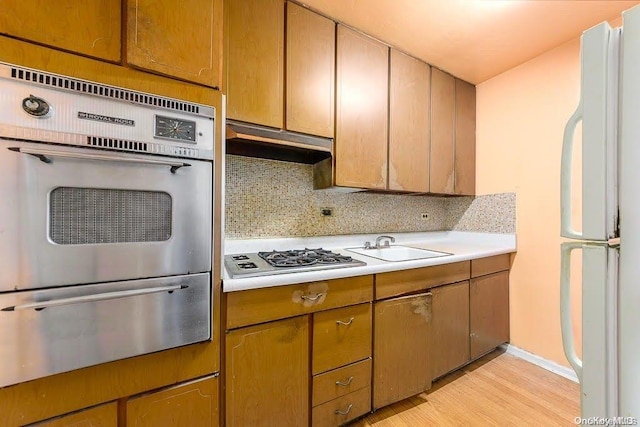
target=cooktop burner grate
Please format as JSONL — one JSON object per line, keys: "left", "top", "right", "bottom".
{"left": 258, "top": 248, "right": 356, "bottom": 268}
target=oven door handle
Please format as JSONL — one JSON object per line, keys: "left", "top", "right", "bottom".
{"left": 1, "top": 284, "right": 189, "bottom": 312}
{"left": 8, "top": 147, "right": 191, "bottom": 173}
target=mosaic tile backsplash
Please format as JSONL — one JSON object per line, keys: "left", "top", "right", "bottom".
{"left": 225, "top": 155, "right": 515, "bottom": 238}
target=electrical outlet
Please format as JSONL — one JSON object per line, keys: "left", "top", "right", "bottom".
{"left": 420, "top": 213, "right": 429, "bottom": 220}
{"left": 321, "top": 207, "right": 333, "bottom": 217}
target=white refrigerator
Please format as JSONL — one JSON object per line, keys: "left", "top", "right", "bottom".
{"left": 561, "top": 4, "right": 640, "bottom": 418}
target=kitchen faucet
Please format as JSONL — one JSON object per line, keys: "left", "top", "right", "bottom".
{"left": 364, "top": 235, "right": 396, "bottom": 249}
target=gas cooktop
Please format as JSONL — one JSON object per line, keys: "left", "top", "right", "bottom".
{"left": 224, "top": 248, "right": 367, "bottom": 278}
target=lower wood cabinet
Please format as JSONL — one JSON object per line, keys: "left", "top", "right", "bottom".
{"left": 373, "top": 292, "right": 432, "bottom": 409}
{"left": 312, "top": 303, "right": 372, "bottom": 374}
{"left": 29, "top": 402, "right": 117, "bottom": 427}
{"left": 225, "top": 316, "right": 309, "bottom": 427}
{"left": 312, "top": 359, "right": 372, "bottom": 407}
{"left": 470, "top": 271, "right": 510, "bottom": 359}
{"left": 430, "top": 281, "right": 470, "bottom": 379}
{"left": 312, "top": 386, "right": 371, "bottom": 427}
{"left": 127, "top": 376, "right": 218, "bottom": 427}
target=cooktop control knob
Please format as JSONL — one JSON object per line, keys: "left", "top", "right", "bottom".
{"left": 22, "top": 95, "right": 51, "bottom": 117}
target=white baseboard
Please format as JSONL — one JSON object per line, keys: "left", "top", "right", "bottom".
{"left": 500, "top": 344, "right": 579, "bottom": 383}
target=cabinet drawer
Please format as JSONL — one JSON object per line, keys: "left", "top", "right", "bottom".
{"left": 312, "top": 303, "right": 372, "bottom": 374}
{"left": 376, "top": 261, "right": 470, "bottom": 300}
{"left": 226, "top": 275, "right": 373, "bottom": 329}
{"left": 471, "top": 254, "right": 511, "bottom": 278}
{"left": 312, "top": 386, "right": 371, "bottom": 427}
{"left": 127, "top": 376, "right": 218, "bottom": 427}
{"left": 29, "top": 402, "right": 117, "bottom": 426}
{"left": 313, "top": 358, "right": 371, "bottom": 407}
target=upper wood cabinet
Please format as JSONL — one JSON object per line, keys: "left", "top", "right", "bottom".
{"left": 455, "top": 79, "right": 476, "bottom": 195}
{"left": 373, "top": 293, "right": 432, "bottom": 409}
{"left": 335, "top": 25, "right": 389, "bottom": 189}
{"left": 389, "top": 50, "right": 431, "bottom": 192}
{"left": 127, "top": 0, "right": 223, "bottom": 88}
{"left": 430, "top": 281, "right": 470, "bottom": 379}
{"left": 127, "top": 376, "right": 218, "bottom": 427}
{"left": 225, "top": 316, "right": 309, "bottom": 427}
{"left": 430, "top": 68, "right": 456, "bottom": 194}
{"left": 430, "top": 68, "right": 476, "bottom": 195}
{"left": 0, "top": 1, "right": 121, "bottom": 62}
{"left": 29, "top": 402, "right": 117, "bottom": 427}
{"left": 286, "top": 3, "right": 335, "bottom": 137}
{"left": 225, "top": 0, "right": 284, "bottom": 127}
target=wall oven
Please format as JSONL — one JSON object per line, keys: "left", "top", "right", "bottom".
{"left": 0, "top": 63, "right": 215, "bottom": 387}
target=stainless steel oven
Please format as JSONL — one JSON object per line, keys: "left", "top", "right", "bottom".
{"left": 0, "top": 63, "right": 215, "bottom": 386}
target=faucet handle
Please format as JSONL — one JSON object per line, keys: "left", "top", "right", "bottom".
{"left": 364, "top": 241, "right": 372, "bottom": 249}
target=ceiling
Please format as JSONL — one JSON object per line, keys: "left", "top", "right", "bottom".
{"left": 300, "top": 0, "right": 639, "bottom": 84}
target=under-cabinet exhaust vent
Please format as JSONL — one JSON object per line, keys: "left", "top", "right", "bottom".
{"left": 6, "top": 65, "right": 210, "bottom": 117}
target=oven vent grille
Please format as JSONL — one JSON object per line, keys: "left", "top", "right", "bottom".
{"left": 9, "top": 67, "right": 204, "bottom": 116}
{"left": 88, "top": 136, "right": 149, "bottom": 153}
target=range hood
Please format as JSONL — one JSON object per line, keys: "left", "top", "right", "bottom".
{"left": 225, "top": 120, "right": 333, "bottom": 164}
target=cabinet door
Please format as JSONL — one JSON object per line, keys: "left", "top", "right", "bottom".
{"left": 0, "top": 1, "right": 120, "bottom": 62}
{"left": 430, "top": 281, "right": 470, "bottom": 379}
{"left": 455, "top": 78, "right": 476, "bottom": 196}
{"left": 373, "top": 293, "right": 432, "bottom": 409}
{"left": 127, "top": 0, "right": 222, "bottom": 88}
{"left": 335, "top": 25, "right": 389, "bottom": 189}
{"left": 470, "top": 271, "right": 510, "bottom": 359}
{"left": 226, "top": 0, "right": 284, "bottom": 127}
{"left": 225, "top": 316, "right": 309, "bottom": 427}
{"left": 430, "top": 68, "right": 455, "bottom": 194}
{"left": 389, "top": 50, "right": 431, "bottom": 192}
{"left": 29, "top": 402, "right": 117, "bottom": 427}
{"left": 286, "top": 3, "right": 335, "bottom": 138}
{"left": 127, "top": 376, "right": 218, "bottom": 427}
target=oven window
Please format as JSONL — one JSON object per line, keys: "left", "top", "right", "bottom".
{"left": 49, "top": 187, "right": 172, "bottom": 244}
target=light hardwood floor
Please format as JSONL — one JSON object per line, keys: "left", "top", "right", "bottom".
{"left": 354, "top": 350, "right": 580, "bottom": 426}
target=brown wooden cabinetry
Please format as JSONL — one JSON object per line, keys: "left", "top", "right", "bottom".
{"left": 225, "top": 275, "right": 373, "bottom": 329}
{"left": 455, "top": 78, "right": 476, "bottom": 195}
{"left": 312, "top": 386, "right": 372, "bottom": 427}
{"left": 225, "top": 316, "right": 309, "bottom": 427}
{"left": 470, "top": 271, "right": 510, "bottom": 359}
{"left": 389, "top": 50, "right": 431, "bottom": 192}
{"left": 430, "top": 281, "right": 470, "bottom": 379}
{"left": 225, "top": 0, "right": 284, "bottom": 127}
{"left": 29, "top": 402, "right": 117, "bottom": 427}
{"left": 430, "top": 68, "right": 476, "bottom": 195}
{"left": 373, "top": 292, "right": 432, "bottom": 409}
{"left": 127, "top": 0, "right": 223, "bottom": 87}
{"left": 127, "top": 376, "right": 218, "bottom": 427}
{"left": 286, "top": 2, "right": 335, "bottom": 137}
{"left": 430, "top": 68, "right": 456, "bottom": 194}
{"left": 335, "top": 25, "right": 389, "bottom": 189}
{"left": 0, "top": 1, "right": 121, "bottom": 62}
{"left": 312, "top": 303, "right": 372, "bottom": 374}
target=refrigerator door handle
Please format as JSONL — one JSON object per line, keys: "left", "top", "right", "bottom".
{"left": 560, "top": 103, "right": 584, "bottom": 240}
{"left": 560, "top": 242, "right": 583, "bottom": 380}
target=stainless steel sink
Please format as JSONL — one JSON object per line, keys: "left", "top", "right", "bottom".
{"left": 345, "top": 245, "right": 452, "bottom": 262}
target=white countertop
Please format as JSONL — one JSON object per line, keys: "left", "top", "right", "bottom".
{"left": 222, "top": 231, "right": 516, "bottom": 292}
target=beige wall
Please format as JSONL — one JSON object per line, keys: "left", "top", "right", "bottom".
{"left": 476, "top": 37, "right": 584, "bottom": 365}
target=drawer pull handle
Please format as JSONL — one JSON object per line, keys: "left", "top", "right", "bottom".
{"left": 335, "top": 376, "right": 354, "bottom": 387}
{"left": 336, "top": 317, "right": 355, "bottom": 326}
{"left": 334, "top": 404, "right": 353, "bottom": 415}
{"left": 300, "top": 293, "right": 325, "bottom": 302}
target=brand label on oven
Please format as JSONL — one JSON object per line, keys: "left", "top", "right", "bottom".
{"left": 78, "top": 111, "right": 135, "bottom": 126}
